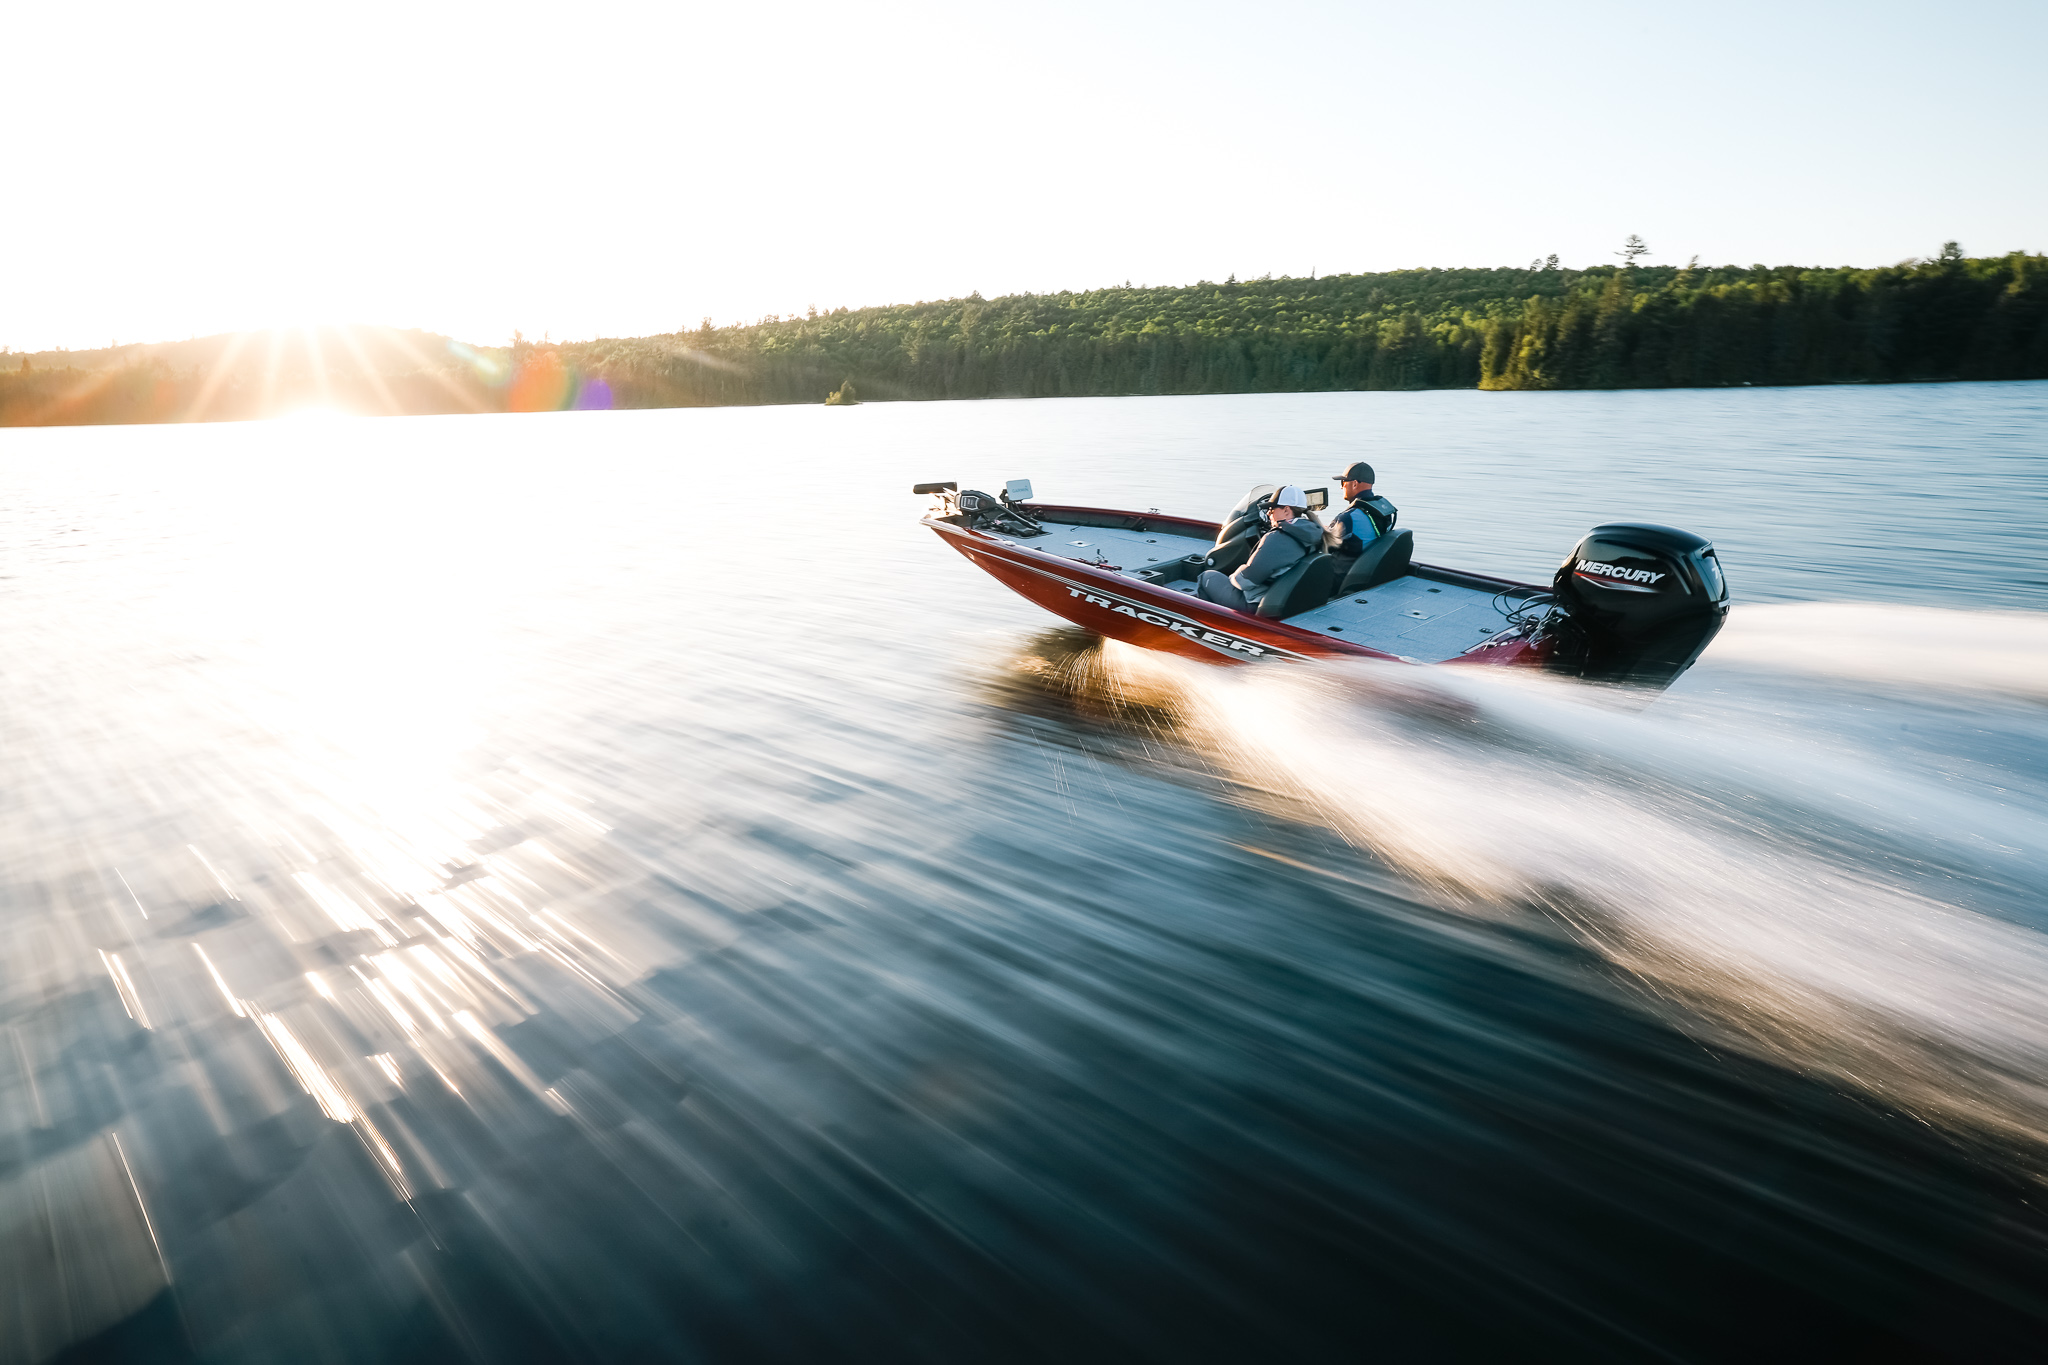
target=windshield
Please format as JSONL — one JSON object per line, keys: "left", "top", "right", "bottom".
{"left": 1224, "top": 484, "right": 1279, "bottom": 523}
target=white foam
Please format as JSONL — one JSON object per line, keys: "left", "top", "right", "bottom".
{"left": 1706, "top": 601, "right": 2048, "bottom": 699}
{"left": 1099, "top": 613, "right": 2048, "bottom": 1146}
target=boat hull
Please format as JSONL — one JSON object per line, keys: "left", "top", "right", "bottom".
{"left": 927, "top": 515, "right": 1552, "bottom": 671}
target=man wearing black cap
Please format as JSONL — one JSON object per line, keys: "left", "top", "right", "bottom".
{"left": 1330, "top": 461, "right": 1398, "bottom": 561}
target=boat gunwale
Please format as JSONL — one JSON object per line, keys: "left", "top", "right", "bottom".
{"left": 1009, "top": 501, "right": 1552, "bottom": 598}
{"left": 924, "top": 501, "right": 1555, "bottom": 665}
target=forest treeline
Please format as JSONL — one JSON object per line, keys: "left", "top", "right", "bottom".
{"left": 4, "top": 249, "right": 2043, "bottom": 426}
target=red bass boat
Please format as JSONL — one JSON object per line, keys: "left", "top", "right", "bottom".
{"left": 918, "top": 479, "right": 1729, "bottom": 691}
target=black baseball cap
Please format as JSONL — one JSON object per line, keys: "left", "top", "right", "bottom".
{"left": 1333, "top": 461, "right": 1375, "bottom": 483}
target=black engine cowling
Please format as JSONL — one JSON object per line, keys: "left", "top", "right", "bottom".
{"left": 1546, "top": 523, "right": 1729, "bottom": 688}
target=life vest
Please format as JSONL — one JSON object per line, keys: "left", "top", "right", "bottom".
{"left": 1336, "top": 494, "right": 1397, "bottom": 553}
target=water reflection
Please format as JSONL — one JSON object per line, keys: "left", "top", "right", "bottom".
{"left": 3, "top": 394, "right": 2048, "bottom": 1362}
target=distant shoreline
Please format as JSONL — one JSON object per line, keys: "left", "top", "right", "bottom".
{"left": 5, "top": 254, "right": 2042, "bottom": 427}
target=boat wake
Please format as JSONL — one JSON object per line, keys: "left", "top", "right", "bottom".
{"left": 1708, "top": 601, "right": 2048, "bottom": 700}
{"left": 1046, "top": 602, "right": 2048, "bottom": 1155}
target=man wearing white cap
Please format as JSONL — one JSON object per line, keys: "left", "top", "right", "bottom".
{"left": 1195, "top": 485, "right": 1325, "bottom": 612}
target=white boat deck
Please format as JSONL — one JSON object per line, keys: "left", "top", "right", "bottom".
{"left": 998, "top": 521, "right": 1207, "bottom": 571}
{"left": 1014, "top": 518, "right": 1536, "bottom": 663}
{"left": 1283, "top": 576, "right": 1524, "bottom": 661}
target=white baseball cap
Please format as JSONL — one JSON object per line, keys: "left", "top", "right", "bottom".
{"left": 1271, "top": 485, "right": 1309, "bottom": 509}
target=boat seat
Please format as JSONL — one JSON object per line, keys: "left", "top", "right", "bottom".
{"left": 1256, "top": 552, "right": 1339, "bottom": 619}
{"left": 1206, "top": 528, "right": 1258, "bottom": 577}
{"left": 1337, "top": 529, "right": 1414, "bottom": 595}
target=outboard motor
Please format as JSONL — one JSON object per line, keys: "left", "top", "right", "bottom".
{"left": 1546, "top": 523, "right": 1729, "bottom": 688}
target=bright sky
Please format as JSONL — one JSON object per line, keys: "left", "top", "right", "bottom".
{"left": 3, "top": 0, "right": 2042, "bottom": 352}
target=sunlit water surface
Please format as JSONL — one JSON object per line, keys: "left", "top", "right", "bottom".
{"left": 2, "top": 384, "right": 2046, "bottom": 1363}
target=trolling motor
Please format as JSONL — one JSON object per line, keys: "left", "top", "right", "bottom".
{"left": 1543, "top": 523, "right": 1730, "bottom": 688}
{"left": 915, "top": 479, "right": 1047, "bottom": 536}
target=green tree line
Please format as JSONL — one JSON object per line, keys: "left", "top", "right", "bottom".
{"left": 568, "top": 248, "right": 2045, "bottom": 405}
{"left": 1479, "top": 246, "right": 2048, "bottom": 389}
{"left": 4, "top": 250, "right": 2043, "bottom": 426}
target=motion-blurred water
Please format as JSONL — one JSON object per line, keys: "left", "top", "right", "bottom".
{"left": 2, "top": 383, "right": 2046, "bottom": 1364}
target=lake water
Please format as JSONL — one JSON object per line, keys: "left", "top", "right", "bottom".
{"left": 2, "top": 382, "right": 2047, "bottom": 1363}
